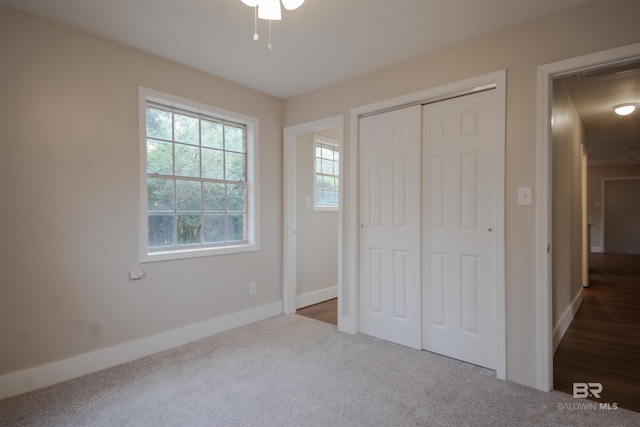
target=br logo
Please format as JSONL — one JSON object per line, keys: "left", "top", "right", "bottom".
{"left": 573, "top": 382, "right": 603, "bottom": 398}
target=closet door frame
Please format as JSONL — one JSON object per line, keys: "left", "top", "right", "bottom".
{"left": 346, "top": 70, "right": 507, "bottom": 380}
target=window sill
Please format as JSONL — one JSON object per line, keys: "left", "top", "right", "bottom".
{"left": 141, "top": 243, "right": 259, "bottom": 263}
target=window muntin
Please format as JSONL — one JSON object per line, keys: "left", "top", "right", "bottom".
{"left": 146, "top": 104, "right": 248, "bottom": 249}
{"left": 139, "top": 88, "right": 259, "bottom": 262}
{"left": 314, "top": 137, "right": 339, "bottom": 210}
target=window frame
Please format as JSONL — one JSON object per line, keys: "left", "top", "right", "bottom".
{"left": 139, "top": 87, "right": 260, "bottom": 263}
{"left": 313, "top": 135, "right": 340, "bottom": 212}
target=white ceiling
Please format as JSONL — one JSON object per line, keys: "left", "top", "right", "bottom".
{"left": 5, "top": 0, "right": 636, "bottom": 166}
{"left": 560, "top": 62, "right": 640, "bottom": 167}
{"left": 0, "top": 0, "right": 590, "bottom": 99}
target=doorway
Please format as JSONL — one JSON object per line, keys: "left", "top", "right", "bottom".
{"left": 536, "top": 42, "right": 640, "bottom": 392}
{"left": 295, "top": 129, "right": 340, "bottom": 317}
{"left": 283, "top": 115, "right": 344, "bottom": 320}
{"left": 549, "top": 61, "right": 640, "bottom": 409}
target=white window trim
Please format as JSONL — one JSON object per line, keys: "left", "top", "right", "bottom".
{"left": 138, "top": 86, "right": 260, "bottom": 263}
{"left": 313, "top": 135, "right": 340, "bottom": 212}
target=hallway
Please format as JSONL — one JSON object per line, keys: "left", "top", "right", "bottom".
{"left": 554, "top": 253, "right": 640, "bottom": 412}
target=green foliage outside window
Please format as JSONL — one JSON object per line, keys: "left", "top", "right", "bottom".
{"left": 146, "top": 106, "right": 247, "bottom": 249}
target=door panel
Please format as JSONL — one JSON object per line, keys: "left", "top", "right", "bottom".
{"left": 422, "top": 89, "right": 498, "bottom": 369}
{"left": 359, "top": 105, "right": 422, "bottom": 349}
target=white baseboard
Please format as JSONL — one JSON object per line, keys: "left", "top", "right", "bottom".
{"left": 590, "top": 246, "right": 603, "bottom": 253}
{"left": 552, "top": 289, "right": 583, "bottom": 352}
{"left": 0, "top": 301, "right": 283, "bottom": 400}
{"left": 296, "top": 286, "right": 337, "bottom": 309}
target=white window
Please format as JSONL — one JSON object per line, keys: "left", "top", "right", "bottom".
{"left": 313, "top": 136, "right": 339, "bottom": 211}
{"left": 139, "top": 87, "right": 259, "bottom": 262}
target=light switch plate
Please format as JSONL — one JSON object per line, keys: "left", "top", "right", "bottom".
{"left": 518, "top": 186, "right": 532, "bottom": 206}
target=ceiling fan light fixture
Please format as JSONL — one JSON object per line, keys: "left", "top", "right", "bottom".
{"left": 258, "top": 0, "right": 282, "bottom": 20}
{"left": 613, "top": 102, "right": 638, "bottom": 116}
{"left": 281, "top": 0, "right": 305, "bottom": 10}
{"left": 242, "top": 0, "right": 304, "bottom": 50}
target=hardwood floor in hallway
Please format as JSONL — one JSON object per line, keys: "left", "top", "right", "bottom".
{"left": 296, "top": 298, "right": 337, "bottom": 326}
{"left": 554, "top": 253, "right": 640, "bottom": 413}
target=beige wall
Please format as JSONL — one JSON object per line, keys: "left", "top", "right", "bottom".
{"left": 0, "top": 7, "right": 284, "bottom": 375}
{"left": 3, "top": 0, "right": 640, "bottom": 391}
{"left": 295, "top": 129, "right": 339, "bottom": 300}
{"left": 284, "top": 0, "right": 640, "bottom": 387}
{"left": 551, "top": 80, "right": 585, "bottom": 333}
{"left": 587, "top": 165, "right": 640, "bottom": 251}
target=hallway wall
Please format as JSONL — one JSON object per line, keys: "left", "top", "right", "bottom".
{"left": 551, "top": 79, "right": 585, "bottom": 349}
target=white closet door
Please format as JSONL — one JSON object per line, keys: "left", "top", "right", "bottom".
{"left": 422, "top": 89, "right": 498, "bottom": 369}
{"left": 359, "top": 105, "right": 422, "bottom": 349}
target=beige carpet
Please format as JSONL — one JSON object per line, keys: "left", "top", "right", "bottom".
{"left": 1, "top": 314, "right": 639, "bottom": 426}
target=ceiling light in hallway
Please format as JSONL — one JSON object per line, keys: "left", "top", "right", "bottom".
{"left": 613, "top": 102, "right": 638, "bottom": 116}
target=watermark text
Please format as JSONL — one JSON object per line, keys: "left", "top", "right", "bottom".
{"left": 557, "top": 382, "right": 618, "bottom": 411}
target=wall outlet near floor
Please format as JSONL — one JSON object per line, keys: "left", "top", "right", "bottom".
{"left": 129, "top": 269, "right": 145, "bottom": 280}
{"left": 249, "top": 282, "right": 257, "bottom": 296}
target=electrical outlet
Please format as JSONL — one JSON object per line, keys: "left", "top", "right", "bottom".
{"left": 249, "top": 282, "right": 256, "bottom": 296}
{"left": 129, "top": 269, "right": 145, "bottom": 280}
